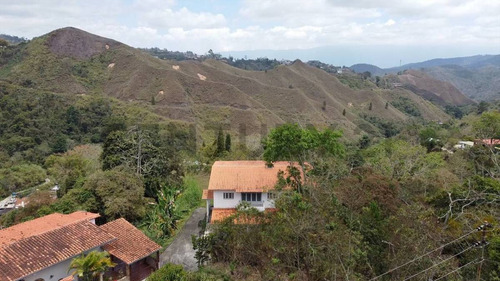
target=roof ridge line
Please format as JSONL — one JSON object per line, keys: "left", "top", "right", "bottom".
{"left": 1, "top": 217, "right": 103, "bottom": 249}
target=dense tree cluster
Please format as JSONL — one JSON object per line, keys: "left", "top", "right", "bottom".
{"left": 0, "top": 83, "right": 199, "bottom": 247}
{"left": 193, "top": 115, "right": 500, "bottom": 280}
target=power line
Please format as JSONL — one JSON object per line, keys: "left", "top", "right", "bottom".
{"left": 402, "top": 245, "right": 475, "bottom": 281}
{"left": 476, "top": 222, "right": 492, "bottom": 281}
{"left": 369, "top": 229, "right": 478, "bottom": 280}
{"left": 433, "top": 259, "right": 479, "bottom": 281}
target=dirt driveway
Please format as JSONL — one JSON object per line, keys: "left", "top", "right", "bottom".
{"left": 160, "top": 207, "right": 206, "bottom": 271}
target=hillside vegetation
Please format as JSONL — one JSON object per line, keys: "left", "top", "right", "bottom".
{"left": 0, "top": 27, "right": 453, "bottom": 148}
{"left": 183, "top": 111, "right": 500, "bottom": 281}
{"left": 1, "top": 27, "right": 499, "bottom": 281}
{"left": 351, "top": 55, "right": 500, "bottom": 101}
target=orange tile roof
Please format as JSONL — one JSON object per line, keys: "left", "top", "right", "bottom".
{"left": 202, "top": 189, "right": 213, "bottom": 199}
{"left": 0, "top": 211, "right": 100, "bottom": 247}
{"left": 207, "top": 161, "right": 303, "bottom": 193}
{"left": 210, "top": 208, "right": 237, "bottom": 222}
{"left": 100, "top": 218, "right": 161, "bottom": 265}
{"left": 476, "top": 138, "right": 500, "bottom": 145}
{"left": 210, "top": 208, "right": 278, "bottom": 224}
{"left": 0, "top": 220, "right": 115, "bottom": 281}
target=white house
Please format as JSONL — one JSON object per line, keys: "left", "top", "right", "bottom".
{"left": 202, "top": 161, "right": 303, "bottom": 223}
{"left": 454, "top": 141, "right": 474, "bottom": 150}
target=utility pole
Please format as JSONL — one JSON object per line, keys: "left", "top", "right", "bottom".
{"left": 476, "top": 221, "right": 492, "bottom": 281}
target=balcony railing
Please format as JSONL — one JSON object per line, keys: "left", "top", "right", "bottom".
{"left": 247, "top": 201, "right": 263, "bottom": 207}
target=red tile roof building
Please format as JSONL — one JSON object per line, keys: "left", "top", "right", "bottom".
{"left": 204, "top": 161, "right": 303, "bottom": 223}
{"left": 475, "top": 138, "right": 500, "bottom": 146}
{"left": 205, "top": 161, "right": 301, "bottom": 195}
{"left": 100, "top": 218, "right": 161, "bottom": 265}
{"left": 0, "top": 211, "right": 100, "bottom": 247}
{"left": 0, "top": 212, "right": 160, "bottom": 281}
{"left": 0, "top": 221, "right": 115, "bottom": 281}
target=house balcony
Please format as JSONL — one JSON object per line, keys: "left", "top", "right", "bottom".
{"left": 248, "top": 201, "right": 263, "bottom": 208}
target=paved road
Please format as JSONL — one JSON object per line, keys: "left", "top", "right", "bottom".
{"left": 160, "top": 207, "right": 206, "bottom": 271}
{"left": 0, "top": 195, "right": 15, "bottom": 209}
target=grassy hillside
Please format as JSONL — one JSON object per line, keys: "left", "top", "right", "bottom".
{"left": 0, "top": 27, "right": 452, "bottom": 147}
{"left": 423, "top": 64, "right": 500, "bottom": 101}
{"left": 351, "top": 55, "right": 500, "bottom": 102}
{"left": 397, "top": 70, "right": 475, "bottom": 106}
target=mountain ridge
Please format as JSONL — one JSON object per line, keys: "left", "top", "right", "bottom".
{"left": 0, "top": 27, "right": 453, "bottom": 145}
{"left": 351, "top": 54, "right": 500, "bottom": 101}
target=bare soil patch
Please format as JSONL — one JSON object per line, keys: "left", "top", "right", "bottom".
{"left": 47, "top": 27, "right": 120, "bottom": 59}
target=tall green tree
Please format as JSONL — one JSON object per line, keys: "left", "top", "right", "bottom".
{"left": 51, "top": 135, "right": 68, "bottom": 153}
{"left": 82, "top": 168, "right": 146, "bottom": 221}
{"left": 101, "top": 125, "right": 184, "bottom": 198}
{"left": 474, "top": 111, "right": 500, "bottom": 139}
{"left": 225, "top": 133, "right": 231, "bottom": 152}
{"left": 45, "top": 153, "right": 91, "bottom": 196}
{"left": 263, "top": 124, "right": 344, "bottom": 166}
{"left": 477, "top": 101, "right": 489, "bottom": 114}
{"left": 216, "top": 127, "right": 225, "bottom": 156}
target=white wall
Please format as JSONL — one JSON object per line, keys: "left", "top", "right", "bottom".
{"left": 22, "top": 247, "right": 102, "bottom": 281}
{"left": 213, "top": 191, "right": 240, "bottom": 208}
{"left": 213, "top": 191, "right": 274, "bottom": 210}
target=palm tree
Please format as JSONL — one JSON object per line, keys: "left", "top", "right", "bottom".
{"left": 68, "top": 251, "right": 115, "bottom": 281}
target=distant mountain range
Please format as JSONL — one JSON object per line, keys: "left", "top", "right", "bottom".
{"left": 0, "top": 34, "right": 27, "bottom": 45}
{"left": 351, "top": 55, "right": 500, "bottom": 101}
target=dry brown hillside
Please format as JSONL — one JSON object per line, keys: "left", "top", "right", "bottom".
{"left": 398, "top": 70, "right": 475, "bottom": 106}
{"left": 1, "top": 27, "right": 451, "bottom": 146}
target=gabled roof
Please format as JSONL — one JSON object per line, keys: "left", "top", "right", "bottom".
{"left": 0, "top": 220, "right": 115, "bottom": 281}
{"left": 0, "top": 211, "right": 100, "bottom": 247}
{"left": 100, "top": 218, "right": 161, "bottom": 264}
{"left": 207, "top": 161, "right": 303, "bottom": 193}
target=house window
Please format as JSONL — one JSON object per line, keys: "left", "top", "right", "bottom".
{"left": 241, "top": 192, "right": 262, "bottom": 202}
{"left": 223, "top": 192, "right": 234, "bottom": 199}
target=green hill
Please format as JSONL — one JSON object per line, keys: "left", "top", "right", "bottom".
{"left": 0, "top": 27, "right": 452, "bottom": 148}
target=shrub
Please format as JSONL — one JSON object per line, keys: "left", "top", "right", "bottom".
{"left": 148, "top": 263, "right": 187, "bottom": 281}
{"left": 390, "top": 97, "right": 421, "bottom": 117}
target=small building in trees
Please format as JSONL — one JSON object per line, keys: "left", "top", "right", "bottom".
{"left": 453, "top": 140, "right": 474, "bottom": 150}
{"left": 474, "top": 138, "right": 500, "bottom": 146}
{"left": 202, "top": 161, "right": 303, "bottom": 223}
{"left": 0, "top": 211, "right": 161, "bottom": 281}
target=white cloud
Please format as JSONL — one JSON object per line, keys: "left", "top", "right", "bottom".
{"left": 384, "top": 19, "right": 395, "bottom": 26}
{"left": 138, "top": 7, "right": 227, "bottom": 29}
{"left": 234, "top": 0, "right": 500, "bottom": 49}
{"left": 0, "top": 0, "right": 498, "bottom": 63}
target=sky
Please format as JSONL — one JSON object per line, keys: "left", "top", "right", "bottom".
{"left": 0, "top": 0, "right": 499, "bottom": 67}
